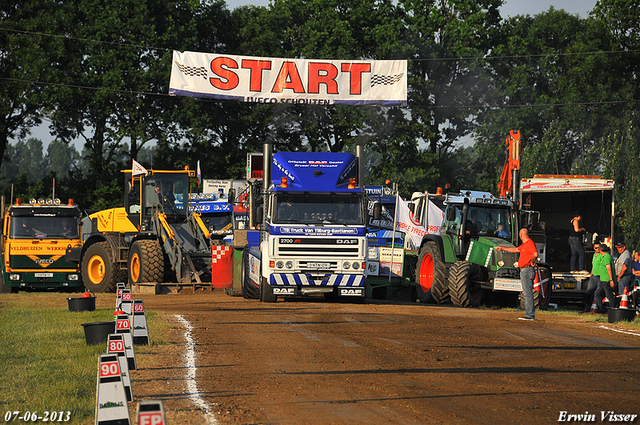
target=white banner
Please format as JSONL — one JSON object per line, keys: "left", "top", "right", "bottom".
{"left": 169, "top": 50, "right": 407, "bottom": 106}
{"left": 425, "top": 199, "right": 444, "bottom": 235}
{"left": 396, "top": 198, "right": 443, "bottom": 248}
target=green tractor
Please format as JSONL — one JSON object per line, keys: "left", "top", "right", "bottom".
{"left": 414, "top": 190, "right": 552, "bottom": 308}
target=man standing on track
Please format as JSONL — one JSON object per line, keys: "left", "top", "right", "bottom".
{"left": 496, "top": 228, "right": 539, "bottom": 321}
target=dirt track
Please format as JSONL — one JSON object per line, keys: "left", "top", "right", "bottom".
{"left": 127, "top": 292, "right": 640, "bottom": 425}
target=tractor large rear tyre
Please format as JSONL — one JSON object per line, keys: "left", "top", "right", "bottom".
{"left": 415, "top": 242, "right": 448, "bottom": 304}
{"left": 449, "top": 261, "right": 483, "bottom": 308}
{"left": 82, "top": 241, "right": 119, "bottom": 293}
{"left": 128, "top": 239, "right": 164, "bottom": 284}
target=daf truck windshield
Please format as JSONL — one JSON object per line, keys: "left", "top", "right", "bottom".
{"left": 274, "top": 194, "right": 364, "bottom": 225}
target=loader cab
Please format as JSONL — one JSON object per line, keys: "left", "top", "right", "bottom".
{"left": 125, "top": 170, "right": 191, "bottom": 228}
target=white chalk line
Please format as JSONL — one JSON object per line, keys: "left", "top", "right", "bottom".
{"left": 599, "top": 325, "right": 640, "bottom": 337}
{"left": 175, "top": 314, "right": 218, "bottom": 425}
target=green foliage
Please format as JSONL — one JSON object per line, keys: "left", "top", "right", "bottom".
{"left": 602, "top": 122, "right": 640, "bottom": 248}
{"left": 1, "top": 0, "right": 639, "bottom": 246}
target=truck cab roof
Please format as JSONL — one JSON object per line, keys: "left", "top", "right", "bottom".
{"left": 270, "top": 152, "right": 361, "bottom": 193}
{"left": 445, "top": 190, "right": 513, "bottom": 208}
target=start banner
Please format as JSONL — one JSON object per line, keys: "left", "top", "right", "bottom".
{"left": 169, "top": 50, "right": 407, "bottom": 106}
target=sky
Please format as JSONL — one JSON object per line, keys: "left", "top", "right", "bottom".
{"left": 20, "top": 0, "right": 599, "bottom": 151}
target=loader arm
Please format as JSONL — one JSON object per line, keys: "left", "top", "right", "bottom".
{"left": 499, "top": 130, "right": 521, "bottom": 198}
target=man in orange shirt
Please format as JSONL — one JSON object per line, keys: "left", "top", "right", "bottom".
{"left": 496, "top": 228, "right": 539, "bottom": 321}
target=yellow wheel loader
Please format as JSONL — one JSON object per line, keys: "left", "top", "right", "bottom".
{"left": 66, "top": 169, "right": 216, "bottom": 292}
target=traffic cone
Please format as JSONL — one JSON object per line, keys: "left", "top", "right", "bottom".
{"left": 620, "top": 287, "right": 630, "bottom": 309}
{"left": 589, "top": 297, "right": 598, "bottom": 314}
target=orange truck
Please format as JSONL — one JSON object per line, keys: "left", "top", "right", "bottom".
{"left": 1, "top": 197, "right": 82, "bottom": 292}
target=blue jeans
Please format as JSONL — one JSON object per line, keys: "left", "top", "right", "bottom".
{"left": 618, "top": 274, "right": 633, "bottom": 295}
{"left": 520, "top": 267, "right": 536, "bottom": 319}
{"left": 583, "top": 276, "right": 599, "bottom": 312}
{"left": 569, "top": 236, "right": 585, "bottom": 271}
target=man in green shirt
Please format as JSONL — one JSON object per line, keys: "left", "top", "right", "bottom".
{"left": 583, "top": 242, "right": 603, "bottom": 313}
{"left": 595, "top": 244, "right": 618, "bottom": 312}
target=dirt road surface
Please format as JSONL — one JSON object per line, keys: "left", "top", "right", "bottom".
{"left": 128, "top": 292, "right": 640, "bottom": 425}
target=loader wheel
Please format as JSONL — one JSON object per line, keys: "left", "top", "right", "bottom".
{"left": 128, "top": 240, "right": 164, "bottom": 284}
{"left": 82, "top": 241, "right": 118, "bottom": 293}
{"left": 415, "top": 242, "right": 448, "bottom": 304}
{"left": 449, "top": 261, "right": 483, "bottom": 308}
{"left": 260, "top": 277, "right": 276, "bottom": 303}
{"left": 241, "top": 248, "right": 259, "bottom": 299}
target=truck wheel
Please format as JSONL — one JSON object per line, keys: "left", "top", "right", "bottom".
{"left": 241, "top": 248, "right": 259, "bottom": 299}
{"left": 449, "top": 261, "right": 483, "bottom": 307}
{"left": 415, "top": 242, "right": 448, "bottom": 304}
{"left": 82, "top": 241, "right": 118, "bottom": 293}
{"left": 0, "top": 278, "right": 18, "bottom": 293}
{"left": 260, "top": 277, "right": 276, "bottom": 303}
{"left": 128, "top": 239, "right": 164, "bottom": 284}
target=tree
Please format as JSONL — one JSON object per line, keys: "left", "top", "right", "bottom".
{"left": 0, "top": 0, "right": 71, "bottom": 167}
{"left": 400, "top": 0, "right": 502, "bottom": 155}
{"left": 473, "top": 8, "right": 613, "bottom": 190}
{"left": 45, "top": 140, "right": 79, "bottom": 180}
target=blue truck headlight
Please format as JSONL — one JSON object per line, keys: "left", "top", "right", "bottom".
{"left": 276, "top": 261, "right": 284, "bottom": 269}
{"left": 343, "top": 262, "right": 351, "bottom": 269}
{"left": 285, "top": 261, "right": 293, "bottom": 269}
{"left": 352, "top": 262, "right": 360, "bottom": 270}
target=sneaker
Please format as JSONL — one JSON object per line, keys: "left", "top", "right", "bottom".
{"left": 518, "top": 317, "right": 534, "bottom": 321}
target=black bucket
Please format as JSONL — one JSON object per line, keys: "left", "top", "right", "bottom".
{"left": 81, "top": 321, "right": 115, "bottom": 345}
{"left": 67, "top": 297, "right": 96, "bottom": 312}
{"left": 607, "top": 308, "right": 636, "bottom": 323}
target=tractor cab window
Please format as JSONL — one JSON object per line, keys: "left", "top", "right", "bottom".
{"left": 128, "top": 179, "right": 141, "bottom": 214}
{"left": 466, "top": 206, "right": 512, "bottom": 239}
{"left": 144, "top": 175, "right": 188, "bottom": 218}
{"left": 443, "top": 204, "right": 463, "bottom": 235}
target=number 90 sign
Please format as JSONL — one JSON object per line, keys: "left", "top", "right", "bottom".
{"left": 100, "top": 361, "right": 121, "bottom": 377}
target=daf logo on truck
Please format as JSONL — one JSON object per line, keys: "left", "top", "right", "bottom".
{"left": 340, "top": 288, "right": 364, "bottom": 296}
{"left": 273, "top": 287, "right": 296, "bottom": 295}
{"left": 336, "top": 239, "right": 358, "bottom": 244}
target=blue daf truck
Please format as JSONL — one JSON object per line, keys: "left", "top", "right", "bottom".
{"left": 240, "top": 150, "right": 372, "bottom": 302}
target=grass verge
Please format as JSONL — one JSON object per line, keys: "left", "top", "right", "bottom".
{"left": 0, "top": 292, "right": 167, "bottom": 424}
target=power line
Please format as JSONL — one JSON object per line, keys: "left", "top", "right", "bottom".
{"left": 0, "top": 27, "right": 169, "bottom": 53}
{"left": 1, "top": 26, "right": 639, "bottom": 63}
{"left": 2, "top": 76, "right": 638, "bottom": 109}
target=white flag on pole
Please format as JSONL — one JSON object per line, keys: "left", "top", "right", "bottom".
{"left": 132, "top": 159, "right": 147, "bottom": 177}
{"left": 395, "top": 198, "right": 444, "bottom": 248}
